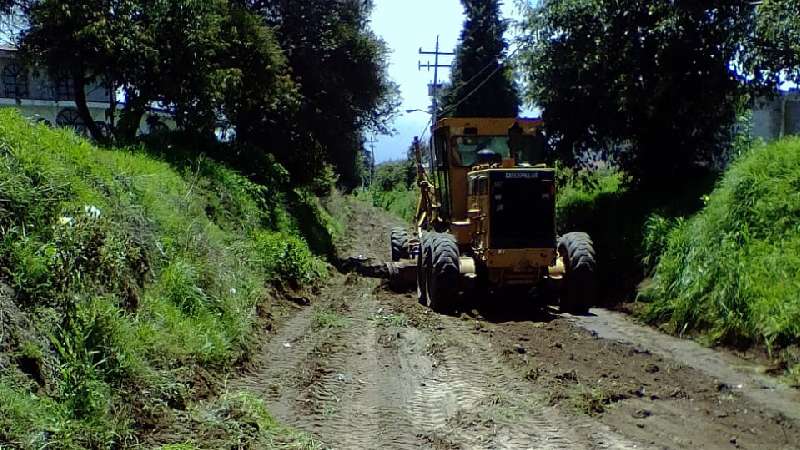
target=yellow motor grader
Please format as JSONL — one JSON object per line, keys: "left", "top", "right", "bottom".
{"left": 388, "top": 117, "right": 596, "bottom": 314}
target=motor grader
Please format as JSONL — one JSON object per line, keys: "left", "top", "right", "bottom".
{"left": 388, "top": 117, "right": 596, "bottom": 314}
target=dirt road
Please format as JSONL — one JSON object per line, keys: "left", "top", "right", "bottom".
{"left": 235, "top": 199, "right": 799, "bottom": 449}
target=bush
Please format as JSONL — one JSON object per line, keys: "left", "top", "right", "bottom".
{"left": 641, "top": 138, "right": 800, "bottom": 359}
{"left": 0, "top": 110, "right": 327, "bottom": 447}
{"left": 359, "top": 159, "right": 418, "bottom": 223}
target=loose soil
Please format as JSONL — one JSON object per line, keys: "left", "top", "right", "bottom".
{"left": 234, "top": 199, "right": 799, "bottom": 449}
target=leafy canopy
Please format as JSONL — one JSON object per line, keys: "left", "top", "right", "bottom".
{"left": 520, "top": 0, "right": 780, "bottom": 184}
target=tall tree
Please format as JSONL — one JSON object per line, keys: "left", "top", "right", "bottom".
{"left": 521, "top": 0, "right": 756, "bottom": 185}
{"left": 18, "top": 1, "right": 299, "bottom": 150}
{"left": 247, "top": 0, "right": 400, "bottom": 188}
{"left": 441, "top": 0, "right": 520, "bottom": 118}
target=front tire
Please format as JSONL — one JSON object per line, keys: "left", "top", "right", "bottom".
{"left": 427, "top": 233, "right": 460, "bottom": 313}
{"left": 558, "top": 232, "right": 597, "bottom": 314}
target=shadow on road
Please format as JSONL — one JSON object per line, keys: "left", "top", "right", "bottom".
{"left": 461, "top": 291, "right": 562, "bottom": 324}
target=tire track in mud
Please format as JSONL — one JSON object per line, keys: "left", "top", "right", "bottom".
{"left": 292, "top": 279, "right": 426, "bottom": 449}
{"left": 404, "top": 309, "right": 648, "bottom": 450}
{"left": 237, "top": 270, "right": 646, "bottom": 449}
{"left": 572, "top": 309, "right": 800, "bottom": 422}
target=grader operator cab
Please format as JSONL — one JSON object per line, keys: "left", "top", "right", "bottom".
{"left": 388, "top": 117, "right": 596, "bottom": 314}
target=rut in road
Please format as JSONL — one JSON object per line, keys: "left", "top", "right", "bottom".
{"left": 232, "top": 198, "right": 799, "bottom": 449}
{"left": 235, "top": 271, "right": 644, "bottom": 449}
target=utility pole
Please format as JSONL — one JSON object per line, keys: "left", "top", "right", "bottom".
{"left": 419, "top": 36, "right": 454, "bottom": 170}
{"left": 367, "top": 135, "right": 377, "bottom": 183}
{"left": 419, "top": 36, "right": 455, "bottom": 129}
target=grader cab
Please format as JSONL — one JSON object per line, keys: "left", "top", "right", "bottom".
{"left": 388, "top": 117, "right": 596, "bottom": 314}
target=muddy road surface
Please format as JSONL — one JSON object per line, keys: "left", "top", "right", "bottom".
{"left": 235, "top": 200, "right": 799, "bottom": 449}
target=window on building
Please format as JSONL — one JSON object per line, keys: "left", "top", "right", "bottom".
{"left": 2, "top": 62, "right": 29, "bottom": 99}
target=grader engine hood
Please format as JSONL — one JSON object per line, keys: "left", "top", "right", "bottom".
{"left": 488, "top": 169, "right": 556, "bottom": 249}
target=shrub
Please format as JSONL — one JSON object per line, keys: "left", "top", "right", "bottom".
{"left": 641, "top": 137, "right": 800, "bottom": 356}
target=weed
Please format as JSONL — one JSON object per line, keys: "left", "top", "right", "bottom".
{"left": 568, "top": 385, "right": 614, "bottom": 416}
{"left": 374, "top": 312, "right": 409, "bottom": 328}
{"left": 312, "top": 308, "right": 349, "bottom": 330}
{"left": 185, "top": 391, "right": 321, "bottom": 449}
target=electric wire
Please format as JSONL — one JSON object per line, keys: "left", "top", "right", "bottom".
{"left": 438, "top": 43, "right": 525, "bottom": 118}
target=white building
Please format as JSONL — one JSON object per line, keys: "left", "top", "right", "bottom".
{"left": 0, "top": 45, "right": 171, "bottom": 135}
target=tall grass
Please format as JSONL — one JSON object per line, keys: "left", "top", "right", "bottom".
{"left": 641, "top": 138, "right": 800, "bottom": 361}
{"left": 0, "top": 110, "right": 323, "bottom": 448}
{"left": 356, "top": 187, "right": 418, "bottom": 223}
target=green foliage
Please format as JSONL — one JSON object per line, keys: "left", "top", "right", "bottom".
{"left": 641, "top": 138, "right": 800, "bottom": 358}
{"left": 312, "top": 308, "right": 349, "bottom": 330}
{"left": 359, "top": 159, "right": 418, "bottom": 223}
{"left": 441, "top": 0, "right": 520, "bottom": 118}
{"left": 521, "top": 0, "right": 756, "bottom": 184}
{"left": 0, "top": 111, "right": 327, "bottom": 447}
{"left": 750, "top": 0, "right": 800, "bottom": 86}
{"left": 253, "top": 231, "right": 326, "bottom": 285}
{"left": 251, "top": 0, "right": 400, "bottom": 188}
{"left": 181, "top": 391, "right": 321, "bottom": 449}
{"left": 556, "top": 166, "right": 715, "bottom": 301}
{"left": 15, "top": 0, "right": 399, "bottom": 187}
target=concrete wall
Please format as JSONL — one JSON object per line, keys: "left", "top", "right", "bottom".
{"left": 752, "top": 92, "right": 800, "bottom": 141}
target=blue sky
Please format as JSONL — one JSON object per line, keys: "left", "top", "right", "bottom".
{"left": 370, "top": 0, "right": 535, "bottom": 162}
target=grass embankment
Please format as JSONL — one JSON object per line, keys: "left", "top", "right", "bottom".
{"left": 640, "top": 138, "right": 800, "bottom": 380}
{"left": 0, "top": 110, "right": 327, "bottom": 448}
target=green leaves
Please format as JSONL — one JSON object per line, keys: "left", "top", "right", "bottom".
{"left": 521, "top": 0, "right": 759, "bottom": 184}
{"left": 750, "top": 0, "right": 800, "bottom": 85}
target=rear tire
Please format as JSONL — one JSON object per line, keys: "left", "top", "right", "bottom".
{"left": 390, "top": 227, "right": 409, "bottom": 262}
{"left": 427, "top": 233, "right": 460, "bottom": 313}
{"left": 558, "top": 232, "right": 596, "bottom": 314}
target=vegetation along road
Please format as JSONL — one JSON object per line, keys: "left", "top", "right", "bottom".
{"left": 230, "top": 198, "right": 799, "bottom": 450}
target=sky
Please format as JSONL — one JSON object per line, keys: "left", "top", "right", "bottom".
{"left": 370, "top": 0, "right": 536, "bottom": 162}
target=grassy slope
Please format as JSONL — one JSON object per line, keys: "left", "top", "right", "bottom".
{"left": 355, "top": 188, "right": 418, "bottom": 224}
{"left": 0, "top": 110, "right": 325, "bottom": 449}
{"left": 641, "top": 138, "right": 800, "bottom": 379}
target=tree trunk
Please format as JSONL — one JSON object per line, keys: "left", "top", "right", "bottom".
{"left": 116, "top": 88, "right": 147, "bottom": 143}
{"left": 71, "top": 70, "right": 107, "bottom": 144}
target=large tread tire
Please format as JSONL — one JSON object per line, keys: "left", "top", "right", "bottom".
{"left": 558, "top": 232, "right": 597, "bottom": 314}
{"left": 390, "top": 227, "right": 409, "bottom": 262}
{"left": 427, "top": 232, "right": 460, "bottom": 314}
{"left": 417, "top": 232, "right": 432, "bottom": 305}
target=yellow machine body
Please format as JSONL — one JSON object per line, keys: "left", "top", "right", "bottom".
{"left": 415, "top": 117, "right": 563, "bottom": 287}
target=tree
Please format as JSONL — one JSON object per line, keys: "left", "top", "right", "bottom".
{"left": 521, "top": 0, "right": 756, "bottom": 185}
{"left": 18, "top": 1, "right": 299, "bottom": 151}
{"left": 441, "top": 0, "right": 520, "bottom": 118}
{"left": 19, "top": 0, "right": 141, "bottom": 142}
{"left": 247, "top": 0, "right": 400, "bottom": 188}
{"left": 750, "top": 0, "right": 800, "bottom": 86}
